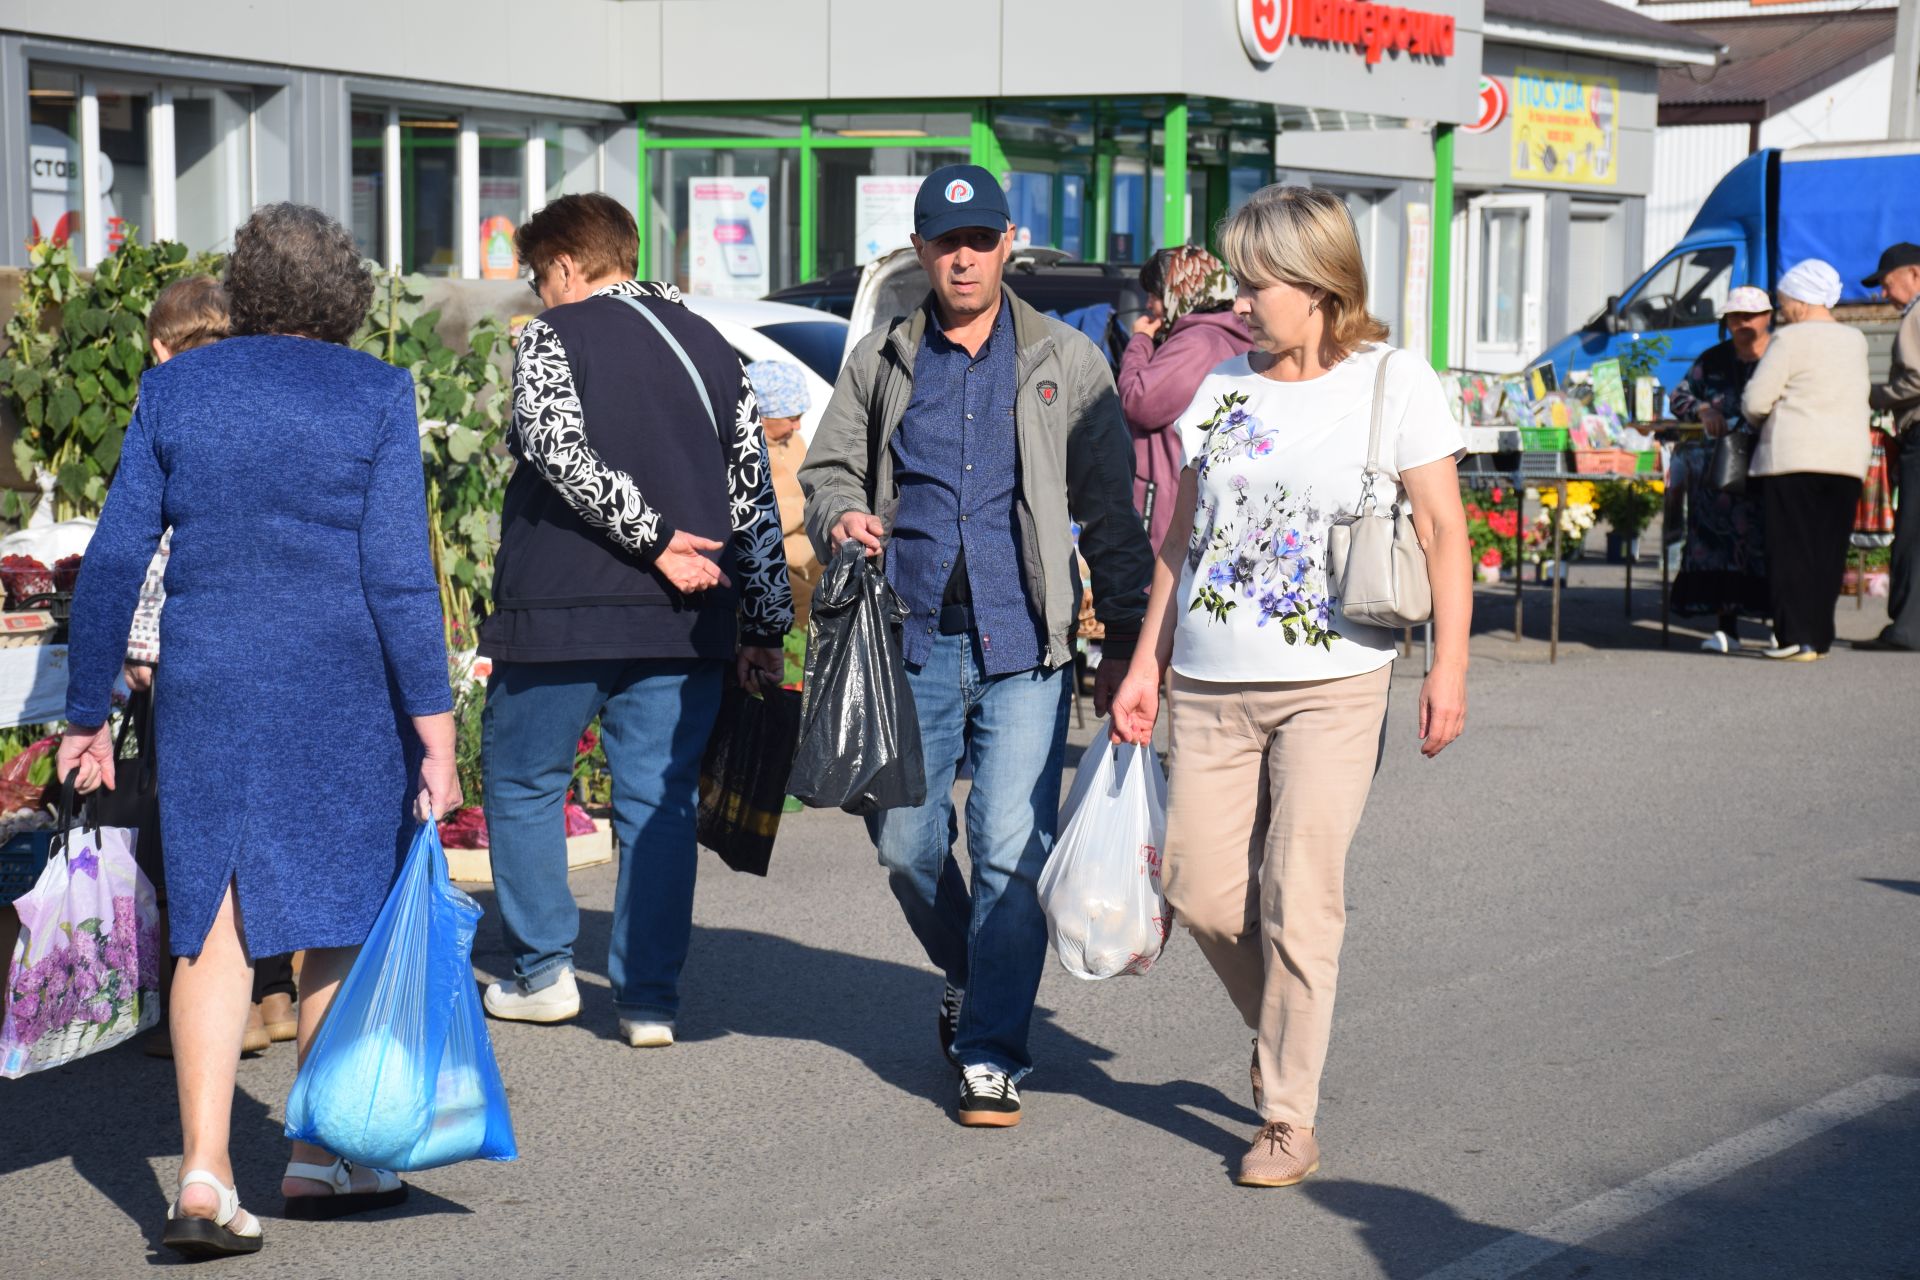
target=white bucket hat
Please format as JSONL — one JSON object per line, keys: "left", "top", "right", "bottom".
{"left": 1776, "top": 260, "right": 1842, "bottom": 309}
{"left": 1720, "top": 285, "right": 1772, "bottom": 317}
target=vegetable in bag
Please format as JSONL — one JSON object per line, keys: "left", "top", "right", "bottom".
{"left": 284, "top": 822, "right": 516, "bottom": 1171}
{"left": 1037, "top": 728, "right": 1171, "bottom": 981}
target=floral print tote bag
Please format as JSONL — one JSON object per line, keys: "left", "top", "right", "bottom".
{"left": 1, "top": 788, "right": 160, "bottom": 1077}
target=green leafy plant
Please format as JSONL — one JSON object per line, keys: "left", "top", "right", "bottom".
{"left": 353, "top": 272, "right": 513, "bottom": 650}
{"left": 1591, "top": 478, "right": 1663, "bottom": 540}
{"left": 0, "top": 239, "right": 224, "bottom": 520}
{"left": 1618, "top": 333, "right": 1671, "bottom": 387}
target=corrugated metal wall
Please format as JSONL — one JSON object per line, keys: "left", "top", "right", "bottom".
{"left": 1644, "top": 122, "right": 1750, "bottom": 269}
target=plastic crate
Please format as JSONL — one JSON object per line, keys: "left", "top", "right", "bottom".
{"left": 1518, "top": 427, "right": 1570, "bottom": 452}
{"left": 1634, "top": 450, "right": 1659, "bottom": 474}
{"left": 1519, "top": 451, "right": 1566, "bottom": 478}
{"left": 1570, "top": 450, "right": 1662, "bottom": 476}
{"left": 0, "top": 829, "right": 55, "bottom": 906}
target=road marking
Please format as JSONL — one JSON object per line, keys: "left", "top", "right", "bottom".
{"left": 1416, "top": 1074, "right": 1920, "bottom": 1280}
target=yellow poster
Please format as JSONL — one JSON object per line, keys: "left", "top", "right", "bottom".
{"left": 1510, "top": 67, "right": 1619, "bottom": 186}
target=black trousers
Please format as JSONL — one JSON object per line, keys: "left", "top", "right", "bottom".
{"left": 1881, "top": 433, "right": 1919, "bottom": 647}
{"left": 1762, "top": 472, "right": 1862, "bottom": 653}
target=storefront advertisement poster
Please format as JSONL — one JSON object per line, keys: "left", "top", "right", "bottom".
{"left": 688, "top": 177, "right": 771, "bottom": 300}
{"left": 1402, "top": 202, "right": 1431, "bottom": 362}
{"left": 1510, "top": 68, "right": 1619, "bottom": 187}
{"left": 855, "top": 177, "right": 924, "bottom": 266}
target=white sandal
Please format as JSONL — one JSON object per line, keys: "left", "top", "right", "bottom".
{"left": 282, "top": 1157, "right": 409, "bottom": 1219}
{"left": 164, "top": 1169, "right": 264, "bottom": 1257}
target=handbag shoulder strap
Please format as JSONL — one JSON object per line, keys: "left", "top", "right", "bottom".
{"left": 1361, "top": 347, "right": 1397, "bottom": 508}
{"left": 614, "top": 293, "right": 718, "bottom": 438}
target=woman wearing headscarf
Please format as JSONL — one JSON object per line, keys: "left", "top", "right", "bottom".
{"left": 1666, "top": 285, "right": 1774, "bottom": 653}
{"left": 745, "top": 359, "right": 820, "bottom": 629}
{"left": 1741, "top": 259, "right": 1872, "bottom": 661}
{"left": 1119, "top": 246, "right": 1253, "bottom": 552}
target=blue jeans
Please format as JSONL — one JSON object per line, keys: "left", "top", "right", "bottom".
{"left": 483, "top": 657, "right": 724, "bottom": 1023}
{"left": 866, "top": 632, "right": 1069, "bottom": 1080}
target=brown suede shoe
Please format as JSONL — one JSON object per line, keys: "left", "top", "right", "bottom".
{"left": 1236, "top": 1121, "right": 1320, "bottom": 1188}
{"left": 241, "top": 1006, "right": 271, "bottom": 1056}
{"left": 258, "top": 992, "right": 298, "bottom": 1042}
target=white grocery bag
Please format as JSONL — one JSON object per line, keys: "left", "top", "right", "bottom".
{"left": 1037, "top": 726, "right": 1170, "bottom": 980}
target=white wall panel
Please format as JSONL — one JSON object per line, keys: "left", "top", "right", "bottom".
{"left": 1643, "top": 121, "right": 1747, "bottom": 270}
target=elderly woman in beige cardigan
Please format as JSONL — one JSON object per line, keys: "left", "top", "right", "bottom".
{"left": 1741, "top": 259, "right": 1871, "bottom": 661}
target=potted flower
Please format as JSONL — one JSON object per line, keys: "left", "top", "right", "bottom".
{"left": 1592, "top": 479, "right": 1664, "bottom": 562}
{"left": 1464, "top": 486, "right": 1520, "bottom": 582}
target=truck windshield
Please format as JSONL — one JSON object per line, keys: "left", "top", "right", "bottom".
{"left": 1621, "top": 247, "right": 1736, "bottom": 332}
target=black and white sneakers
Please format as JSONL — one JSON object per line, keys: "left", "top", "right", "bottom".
{"left": 938, "top": 983, "right": 964, "bottom": 1064}
{"left": 957, "top": 1065, "right": 1021, "bottom": 1128}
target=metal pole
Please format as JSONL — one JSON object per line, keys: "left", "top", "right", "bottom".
{"left": 1551, "top": 479, "right": 1566, "bottom": 663}
{"left": 1430, "top": 125, "right": 1455, "bottom": 370}
{"left": 1891, "top": 0, "right": 1920, "bottom": 140}
{"left": 1514, "top": 477, "right": 1525, "bottom": 643}
{"left": 1163, "top": 98, "right": 1189, "bottom": 247}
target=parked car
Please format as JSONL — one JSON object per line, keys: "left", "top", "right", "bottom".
{"left": 772, "top": 247, "right": 1147, "bottom": 369}
{"left": 1535, "top": 141, "right": 1920, "bottom": 391}
{"left": 681, "top": 296, "right": 847, "bottom": 441}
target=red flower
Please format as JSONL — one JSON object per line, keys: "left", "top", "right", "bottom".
{"left": 1480, "top": 548, "right": 1504, "bottom": 568}
{"left": 1488, "top": 511, "right": 1520, "bottom": 538}
{"left": 1490, "top": 486, "right": 1506, "bottom": 505}
{"left": 575, "top": 727, "right": 600, "bottom": 758}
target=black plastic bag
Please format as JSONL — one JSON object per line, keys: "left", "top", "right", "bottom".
{"left": 696, "top": 680, "right": 802, "bottom": 876}
{"left": 90, "top": 688, "right": 163, "bottom": 896}
{"left": 787, "top": 543, "right": 927, "bottom": 815}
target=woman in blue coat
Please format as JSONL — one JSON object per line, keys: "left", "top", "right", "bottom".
{"left": 58, "top": 204, "right": 461, "bottom": 1258}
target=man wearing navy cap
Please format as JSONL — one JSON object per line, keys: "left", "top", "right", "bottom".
{"left": 1856, "top": 242, "right": 1920, "bottom": 651}
{"left": 802, "top": 164, "right": 1152, "bottom": 1127}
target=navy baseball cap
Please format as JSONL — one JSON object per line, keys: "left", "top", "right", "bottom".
{"left": 1863, "top": 242, "right": 1920, "bottom": 287}
{"left": 915, "top": 164, "right": 1012, "bottom": 241}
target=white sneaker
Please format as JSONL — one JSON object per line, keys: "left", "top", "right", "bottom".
{"left": 1700, "top": 630, "right": 1732, "bottom": 654}
{"left": 619, "top": 1019, "right": 674, "bottom": 1048}
{"left": 1761, "top": 643, "right": 1805, "bottom": 661}
{"left": 483, "top": 967, "right": 580, "bottom": 1023}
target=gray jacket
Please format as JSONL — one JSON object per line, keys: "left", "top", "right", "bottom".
{"left": 799, "top": 287, "right": 1153, "bottom": 669}
{"left": 1870, "top": 299, "right": 1920, "bottom": 437}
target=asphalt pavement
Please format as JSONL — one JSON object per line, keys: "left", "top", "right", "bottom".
{"left": 4, "top": 564, "right": 1917, "bottom": 1279}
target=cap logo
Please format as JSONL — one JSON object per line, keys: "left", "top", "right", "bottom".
{"left": 1038, "top": 381, "right": 1058, "bottom": 405}
{"left": 946, "top": 179, "right": 974, "bottom": 204}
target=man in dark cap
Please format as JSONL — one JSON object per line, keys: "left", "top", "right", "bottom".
{"left": 1856, "top": 242, "right": 1920, "bottom": 650}
{"left": 801, "top": 164, "right": 1151, "bottom": 1128}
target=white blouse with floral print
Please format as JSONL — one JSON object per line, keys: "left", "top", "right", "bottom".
{"left": 1172, "top": 344, "right": 1464, "bottom": 683}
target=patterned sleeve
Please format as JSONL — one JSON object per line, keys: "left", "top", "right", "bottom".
{"left": 123, "top": 530, "right": 171, "bottom": 665}
{"left": 1666, "top": 359, "right": 1711, "bottom": 422}
{"left": 726, "top": 364, "right": 795, "bottom": 647}
{"left": 512, "top": 317, "right": 673, "bottom": 565}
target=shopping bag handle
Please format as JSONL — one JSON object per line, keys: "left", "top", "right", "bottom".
{"left": 52, "top": 767, "right": 104, "bottom": 861}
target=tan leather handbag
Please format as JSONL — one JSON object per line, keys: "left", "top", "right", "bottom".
{"left": 1327, "top": 350, "right": 1433, "bottom": 630}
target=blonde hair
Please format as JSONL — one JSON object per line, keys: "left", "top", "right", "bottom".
{"left": 1218, "top": 185, "right": 1388, "bottom": 353}
{"left": 147, "top": 276, "right": 231, "bottom": 354}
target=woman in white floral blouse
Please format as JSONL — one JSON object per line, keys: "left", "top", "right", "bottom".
{"left": 1110, "top": 185, "right": 1471, "bottom": 1189}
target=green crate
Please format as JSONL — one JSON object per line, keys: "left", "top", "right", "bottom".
{"left": 1634, "top": 451, "right": 1659, "bottom": 474}
{"left": 1518, "top": 427, "right": 1570, "bottom": 452}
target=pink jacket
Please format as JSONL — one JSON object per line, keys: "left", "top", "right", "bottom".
{"left": 1117, "top": 309, "right": 1254, "bottom": 553}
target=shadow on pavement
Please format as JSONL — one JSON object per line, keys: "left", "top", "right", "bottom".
{"left": 1313, "top": 1065, "right": 1920, "bottom": 1280}
{"left": 481, "top": 902, "right": 1253, "bottom": 1164}
{"left": 1861, "top": 877, "right": 1920, "bottom": 897}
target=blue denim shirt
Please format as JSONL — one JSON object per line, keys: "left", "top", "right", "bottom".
{"left": 888, "top": 298, "right": 1043, "bottom": 675}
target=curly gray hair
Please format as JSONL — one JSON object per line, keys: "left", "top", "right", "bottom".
{"left": 224, "top": 203, "right": 374, "bottom": 346}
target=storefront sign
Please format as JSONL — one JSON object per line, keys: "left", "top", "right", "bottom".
{"left": 854, "top": 177, "right": 924, "bottom": 266}
{"left": 1242, "top": 0, "right": 1456, "bottom": 67}
{"left": 1402, "top": 202, "right": 1431, "bottom": 361}
{"left": 1463, "top": 75, "right": 1508, "bottom": 136}
{"left": 687, "top": 177, "right": 771, "bottom": 300}
{"left": 1510, "top": 68, "right": 1619, "bottom": 187}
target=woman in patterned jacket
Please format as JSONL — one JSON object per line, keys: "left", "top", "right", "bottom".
{"left": 475, "top": 194, "right": 791, "bottom": 1047}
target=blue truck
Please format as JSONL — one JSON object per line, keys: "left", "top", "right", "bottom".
{"left": 1535, "top": 141, "right": 1920, "bottom": 394}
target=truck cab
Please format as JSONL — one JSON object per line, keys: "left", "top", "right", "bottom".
{"left": 1535, "top": 151, "right": 1767, "bottom": 392}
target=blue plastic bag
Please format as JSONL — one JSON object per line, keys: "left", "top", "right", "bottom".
{"left": 284, "top": 822, "right": 517, "bottom": 1171}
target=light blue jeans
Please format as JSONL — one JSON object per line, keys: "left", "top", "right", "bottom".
{"left": 866, "top": 632, "right": 1069, "bottom": 1080}
{"left": 483, "top": 657, "right": 724, "bottom": 1024}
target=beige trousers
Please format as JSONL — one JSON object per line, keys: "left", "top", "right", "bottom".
{"left": 1162, "top": 663, "right": 1392, "bottom": 1128}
